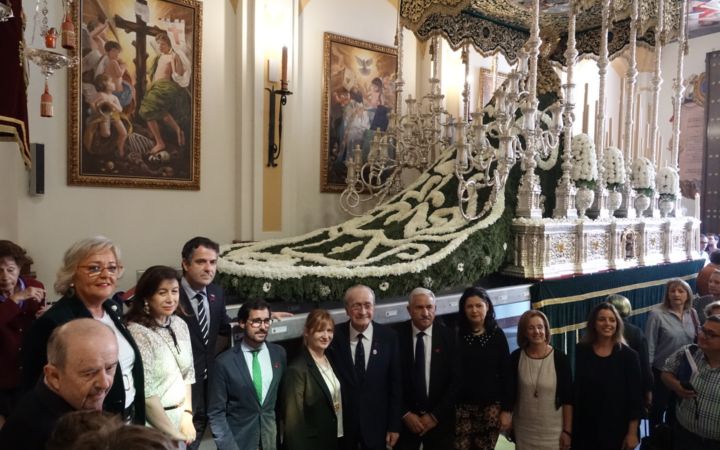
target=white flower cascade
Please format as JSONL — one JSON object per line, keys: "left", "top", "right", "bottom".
{"left": 631, "top": 157, "right": 656, "bottom": 190}
{"left": 603, "top": 146, "right": 626, "bottom": 188}
{"left": 570, "top": 133, "right": 597, "bottom": 184}
{"left": 657, "top": 167, "right": 680, "bottom": 196}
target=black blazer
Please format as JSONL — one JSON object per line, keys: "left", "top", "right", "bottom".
{"left": 177, "top": 281, "right": 232, "bottom": 381}
{"left": 281, "top": 347, "right": 339, "bottom": 450}
{"left": 396, "top": 320, "right": 459, "bottom": 450}
{"left": 20, "top": 294, "right": 146, "bottom": 423}
{"left": 327, "top": 321, "right": 402, "bottom": 450}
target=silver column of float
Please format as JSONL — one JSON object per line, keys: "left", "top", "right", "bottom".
{"left": 553, "top": 0, "right": 578, "bottom": 219}
{"left": 516, "top": 0, "right": 544, "bottom": 219}
{"left": 646, "top": 0, "right": 665, "bottom": 218}
{"left": 618, "top": 0, "right": 639, "bottom": 218}
{"left": 670, "top": 0, "right": 687, "bottom": 171}
{"left": 590, "top": 0, "right": 612, "bottom": 219}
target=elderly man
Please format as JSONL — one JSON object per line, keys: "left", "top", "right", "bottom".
{"left": 328, "top": 284, "right": 402, "bottom": 450}
{"left": 396, "top": 288, "right": 459, "bottom": 450}
{"left": 661, "top": 315, "right": 720, "bottom": 449}
{"left": 0, "top": 318, "right": 118, "bottom": 450}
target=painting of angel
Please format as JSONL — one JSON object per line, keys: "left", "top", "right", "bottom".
{"left": 69, "top": 0, "right": 201, "bottom": 189}
{"left": 320, "top": 32, "right": 397, "bottom": 192}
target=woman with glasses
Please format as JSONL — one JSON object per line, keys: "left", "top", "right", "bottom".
{"left": 573, "top": 302, "right": 642, "bottom": 450}
{"left": 501, "top": 310, "right": 572, "bottom": 450}
{"left": 281, "top": 309, "right": 342, "bottom": 450}
{"left": 125, "top": 266, "right": 196, "bottom": 445}
{"left": 22, "top": 236, "right": 146, "bottom": 423}
{"left": 455, "top": 286, "right": 509, "bottom": 450}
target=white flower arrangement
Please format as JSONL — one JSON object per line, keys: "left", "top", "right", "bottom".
{"left": 262, "top": 282, "right": 272, "bottom": 293}
{"left": 656, "top": 166, "right": 680, "bottom": 200}
{"left": 457, "top": 263, "right": 465, "bottom": 272}
{"left": 603, "top": 146, "right": 626, "bottom": 190}
{"left": 379, "top": 281, "right": 390, "bottom": 291}
{"left": 423, "top": 276, "right": 433, "bottom": 288}
{"left": 318, "top": 285, "right": 331, "bottom": 297}
{"left": 570, "top": 133, "right": 597, "bottom": 189}
{"left": 631, "top": 157, "right": 656, "bottom": 196}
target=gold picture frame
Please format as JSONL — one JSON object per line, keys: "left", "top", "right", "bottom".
{"left": 68, "top": 0, "right": 202, "bottom": 189}
{"left": 477, "top": 67, "right": 508, "bottom": 109}
{"left": 320, "top": 32, "right": 397, "bottom": 193}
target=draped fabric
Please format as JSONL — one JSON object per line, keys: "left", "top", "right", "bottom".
{"left": 0, "top": 0, "right": 31, "bottom": 168}
{"left": 531, "top": 259, "right": 705, "bottom": 368}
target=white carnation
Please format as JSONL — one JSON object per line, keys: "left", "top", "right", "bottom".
{"left": 570, "top": 133, "right": 597, "bottom": 183}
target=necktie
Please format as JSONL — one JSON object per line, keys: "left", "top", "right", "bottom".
{"left": 251, "top": 349, "right": 263, "bottom": 403}
{"left": 195, "top": 292, "right": 209, "bottom": 348}
{"left": 414, "top": 331, "right": 428, "bottom": 410}
{"left": 354, "top": 333, "right": 365, "bottom": 379}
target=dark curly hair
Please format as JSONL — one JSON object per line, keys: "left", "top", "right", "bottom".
{"left": 125, "top": 265, "right": 183, "bottom": 328}
{"left": 0, "top": 240, "right": 33, "bottom": 274}
{"left": 457, "top": 286, "right": 497, "bottom": 335}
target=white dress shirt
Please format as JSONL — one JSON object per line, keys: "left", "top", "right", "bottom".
{"left": 241, "top": 341, "right": 273, "bottom": 403}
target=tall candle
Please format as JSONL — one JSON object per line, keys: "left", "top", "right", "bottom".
{"left": 618, "top": 78, "right": 624, "bottom": 149}
{"left": 281, "top": 46, "right": 288, "bottom": 89}
{"left": 582, "top": 83, "right": 589, "bottom": 134}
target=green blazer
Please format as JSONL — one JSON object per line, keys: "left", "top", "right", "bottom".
{"left": 281, "top": 347, "right": 339, "bottom": 450}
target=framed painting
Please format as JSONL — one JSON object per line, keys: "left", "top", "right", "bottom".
{"left": 320, "top": 32, "right": 397, "bottom": 193}
{"left": 68, "top": 0, "right": 202, "bottom": 189}
{"left": 477, "top": 67, "right": 508, "bottom": 109}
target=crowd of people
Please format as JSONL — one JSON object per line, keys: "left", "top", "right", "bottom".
{"left": 0, "top": 236, "right": 719, "bottom": 450}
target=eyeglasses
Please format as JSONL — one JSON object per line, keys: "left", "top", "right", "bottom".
{"left": 247, "top": 318, "right": 273, "bottom": 328}
{"left": 699, "top": 327, "right": 720, "bottom": 339}
{"left": 79, "top": 264, "right": 123, "bottom": 277}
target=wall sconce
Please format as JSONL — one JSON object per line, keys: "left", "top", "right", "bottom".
{"left": 266, "top": 47, "right": 292, "bottom": 167}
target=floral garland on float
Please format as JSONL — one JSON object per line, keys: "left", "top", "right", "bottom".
{"left": 632, "top": 157, "right": 656, "bottom": 217}
{"left": 570, "top": 133, "right": 597, "bottom": 218}
{"left": 656, "top": 166, "right": 680, "bottom": 217}
{"left": 217, "top": 148, "right": 520, "bottom": 302}
{"left": 603, "top": 146, "right": 626, "bottom": 215}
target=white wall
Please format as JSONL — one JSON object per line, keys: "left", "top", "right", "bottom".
{"left": 0, "top": 0, "right": 238, "bottom": 292}
{"left": 280, "top": 0, "right": 414, "bottom": 235}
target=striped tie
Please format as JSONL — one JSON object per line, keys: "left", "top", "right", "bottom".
{"left": 196, "top": 292, "right": 209, "bottom": 348}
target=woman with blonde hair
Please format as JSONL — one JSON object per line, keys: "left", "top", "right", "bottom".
{"left": 501, "top": 310, "right": 572, "bottom": 450}
{"left": 645, "top": 278, "right": 698, "bottom": 432}
{"left": 281, "top": 309, "right": 342, "bottom": 450}
{"left": 573, "top": 302, "right": 642, "bottom": 450}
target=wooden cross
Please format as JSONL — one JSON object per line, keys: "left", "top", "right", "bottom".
{"left": 112, "top": 0, "right": 163, "bottom": 114}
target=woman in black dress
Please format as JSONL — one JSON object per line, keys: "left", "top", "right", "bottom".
{"left": 573, "top": 302, "right": 642, "bottom": 450}
{"left": 454, "top": 286, "right": 509, "bottom": 450}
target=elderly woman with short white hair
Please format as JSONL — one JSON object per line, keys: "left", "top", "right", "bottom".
{"left": 22, "top": 236, "right": 145, "bottom": 424}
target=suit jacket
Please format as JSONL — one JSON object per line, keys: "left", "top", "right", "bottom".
{"left": 396, "top": 320, "right": 459, "bottom": 450}
{"left": 327, "top": 321, "right": 402, "bottom": 450}
{"left": 281, "top": 347, "right": 340, "bottom": 450}
{"left": 178, "top": 282, "right": 231, "bottom": 383}
{"left": 208, "top": 342, "right": 287, "bottom": 450}
{"left": 20, "top": 294, "right": 146, "bottom": 423}
{"left": 0, "top": 380, "right": 75, "bottom": 450}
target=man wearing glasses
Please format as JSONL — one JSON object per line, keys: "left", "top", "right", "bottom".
{"left": 661, "top": 315, "right": 720, "bottom": 449}
{"left": 328, "top": 284, "right": 402, "bottom": 450}
{"left": 207, "top": 299, "right": 286, "bottom": 450}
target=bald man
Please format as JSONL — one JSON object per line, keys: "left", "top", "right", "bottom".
{"left": 0, "top": 319, "right": 118, "bottom": 450}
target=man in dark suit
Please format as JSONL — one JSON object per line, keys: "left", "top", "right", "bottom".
{"left": 396, "top": 288, "right": 459, "bottom": 450}
{"left": 208, "top": 299, "right": 286, "bottom": 450}
{"left": 177, "top": 236, "right": 232, "bottom": 450}
{"left": 1, "top": 319, "right": 118, "bottom": 450}
{"left": 328, "top": 284, "right": 402, "bottom": 450}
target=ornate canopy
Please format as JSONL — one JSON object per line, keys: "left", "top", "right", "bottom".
{"left": 400, "top": 0, "right": 684, "bottom": 63}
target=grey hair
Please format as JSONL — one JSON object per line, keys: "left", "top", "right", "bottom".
{"left": 47, "top": 318, "right": 115, "bottom": 368}
{"left": 705, "top": 300, "right": 720, "bottom": 318}
{"left": 344, "top": 284, "right": 375, "bottom": 306}
{"left": 408, "top": 287, "right": 436, "bottom": 304}
{"left": 54, "top": 236, "right": 123, "bottom": 295}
